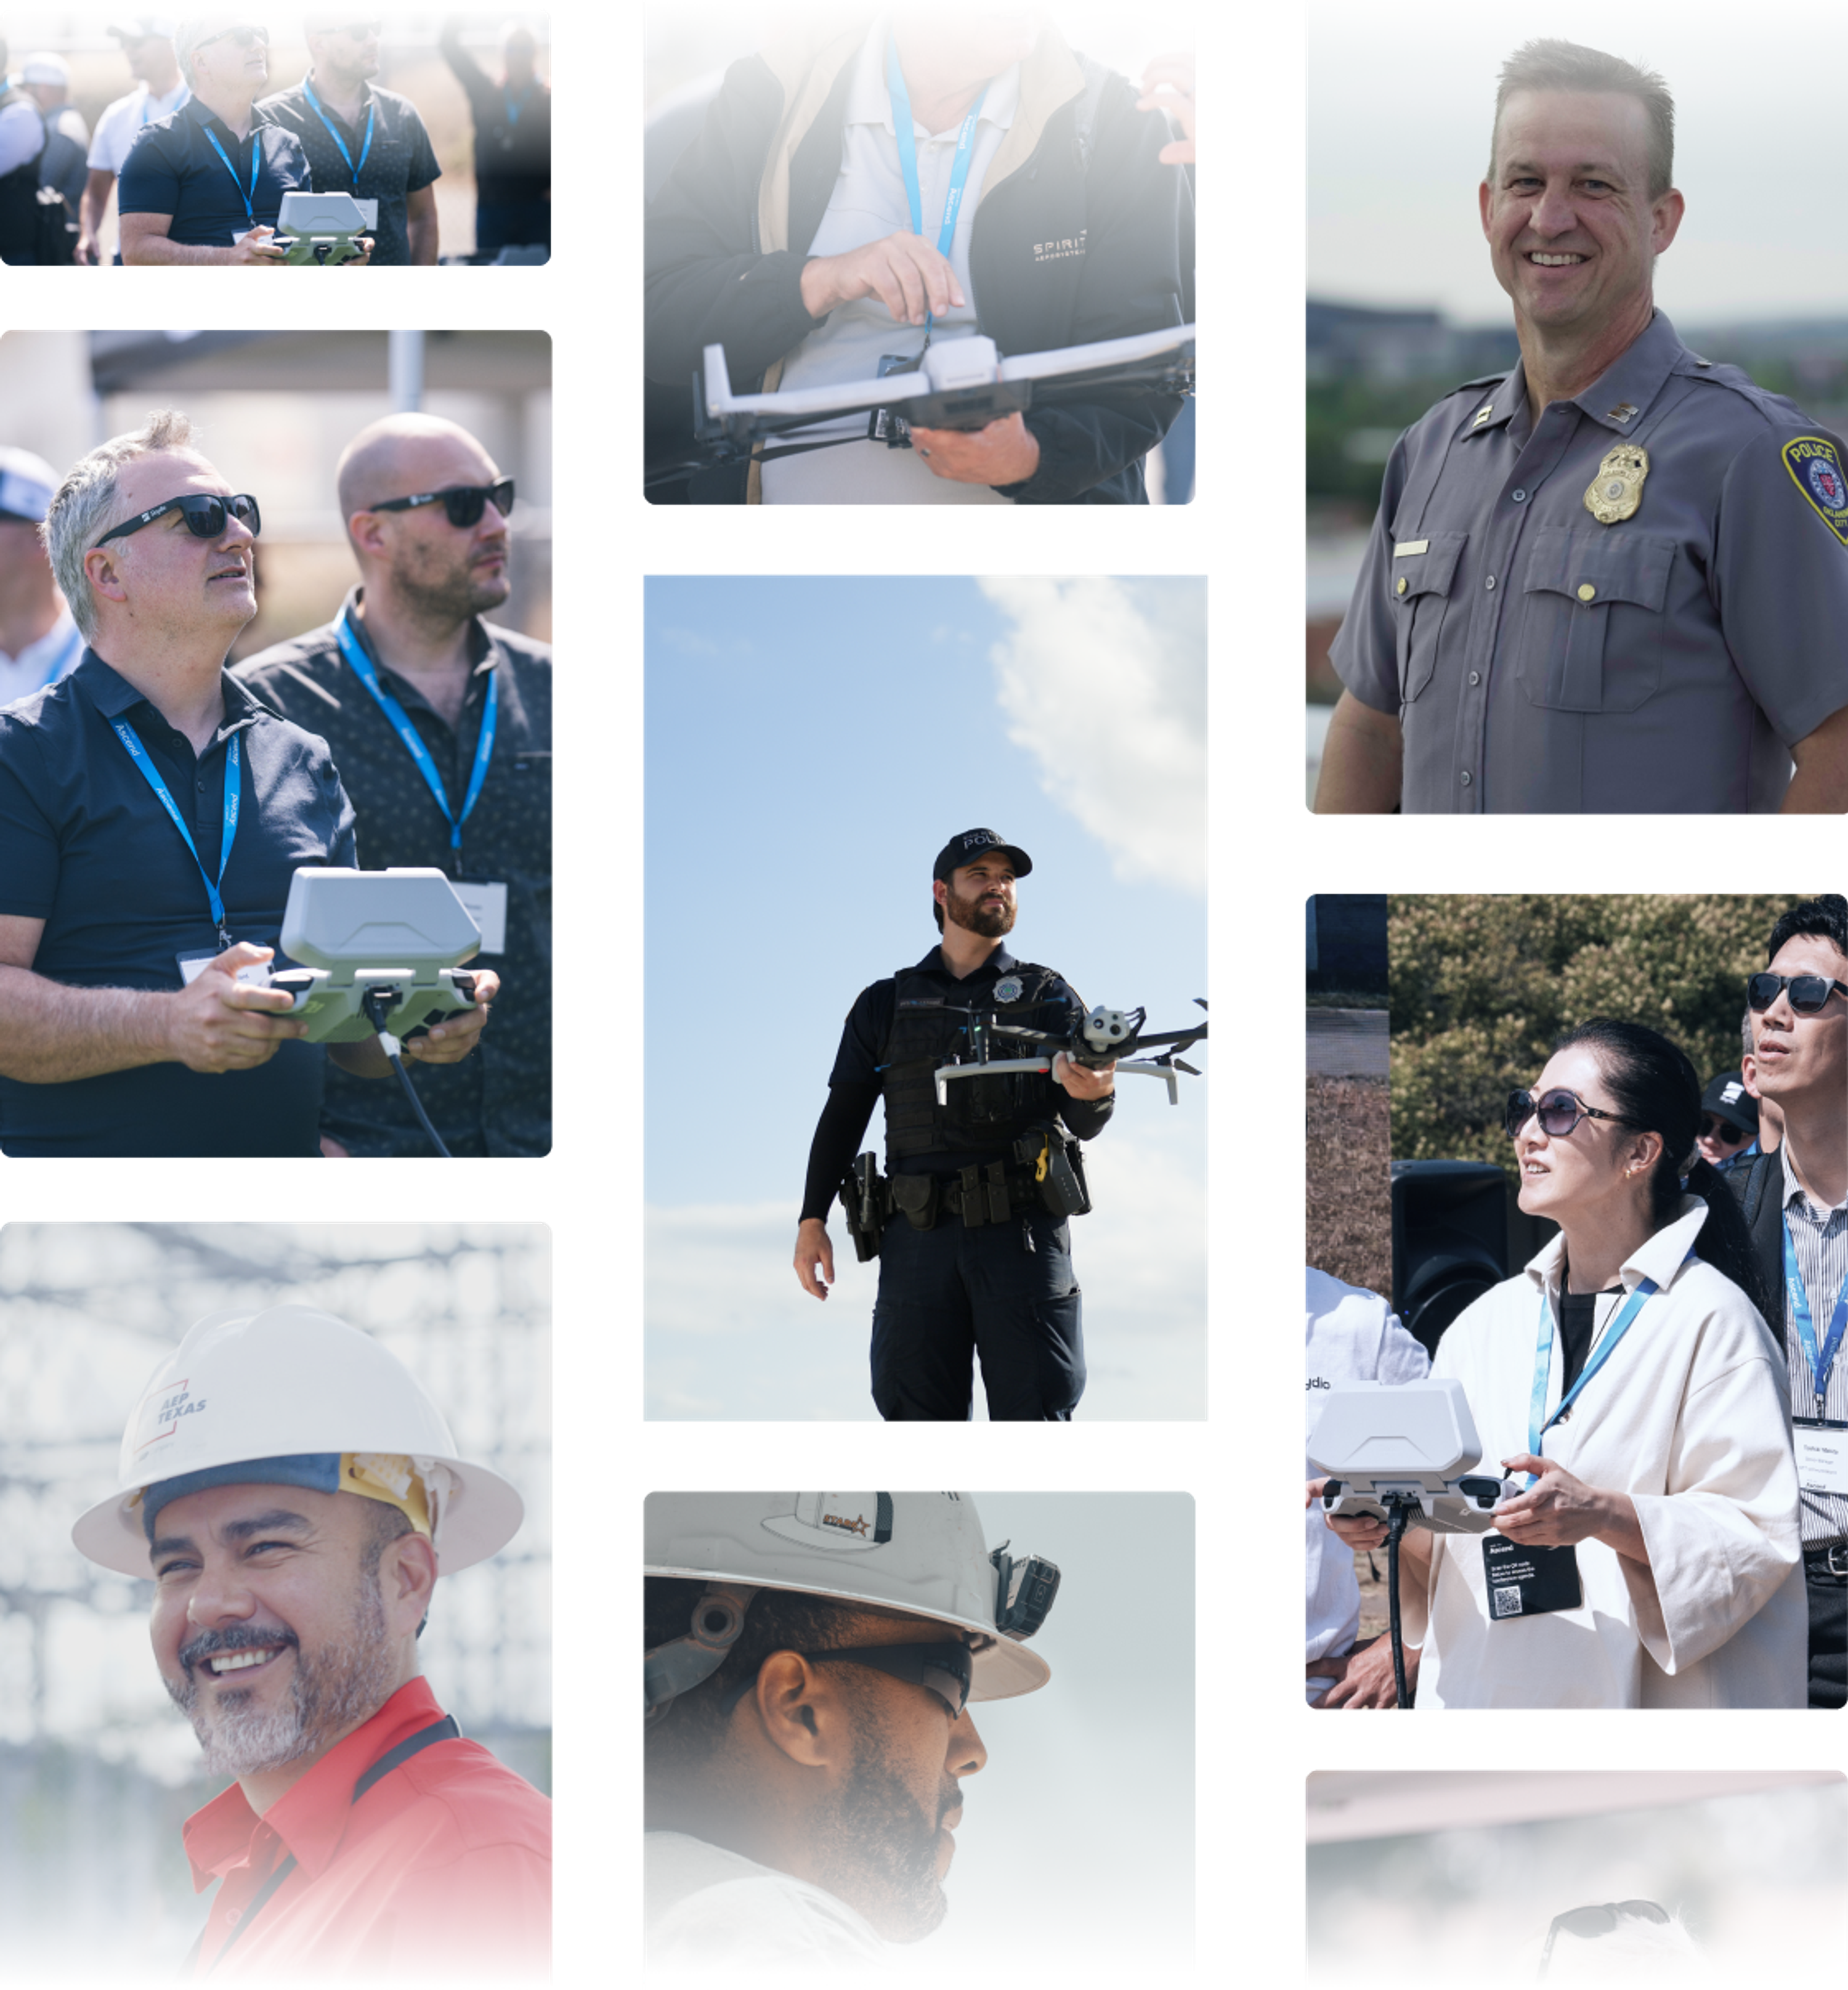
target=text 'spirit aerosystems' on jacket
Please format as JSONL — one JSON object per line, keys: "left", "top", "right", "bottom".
{"left": 181, "top": 1676, "right": 550, "bottom": 1973}
{"left": 645, "top": 1829, "right": 888, "bottom": 1966}
{"left": 1331, "top": 311, "right": 1848, "bottom": 813}
{"left": 644, "top": 15, "right": 1188, "bottom": 504}
{"left": 1413, "top": 1200, "right": 1806, "bottom": 1707}
{"left": 792, "top": 939, "right": 1114, "bottom": 1217}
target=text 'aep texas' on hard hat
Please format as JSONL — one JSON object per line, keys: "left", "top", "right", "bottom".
{"left": 644, "top": 1491, "right": 1059, "bottom": 1717}
{"left": 72, "top": 1305, "right": 523, "bottom": 1578}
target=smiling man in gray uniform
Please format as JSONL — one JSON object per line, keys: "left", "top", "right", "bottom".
{"left": 1318, "top": 39, "right": 1848, "bottom": 816}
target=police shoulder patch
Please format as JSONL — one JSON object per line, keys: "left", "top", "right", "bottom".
{"left": 1782, "top": 435, "right": 1848, "bottom": 547}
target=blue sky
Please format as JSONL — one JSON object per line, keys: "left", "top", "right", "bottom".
{"left": 644, "top": 575, "right": 1207, "bottom": 1419}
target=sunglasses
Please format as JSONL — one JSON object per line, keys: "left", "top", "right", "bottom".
{"left": 1539, "top": 1899, "right": 1670, "bottom": 1975}
{"left": 1505, "top": 1087, "right": 1632, "bottom": 1140}
{"left": 370, "top": 480, "right": 514, "bottom": 529}
{"left": 1700, "top": 1115, "right": 1748, "bottom": 1144}
{"left": 199, "top": 25, "right": 270, "bottom": 51}
{"left": 1747, "top": 971, "right": 1848, "bottom": 1015}
{"left": 719, "top": 1640, "right": 975, "bottom": 1719}
{"left": 93, "top": 492, "right": 261, "bottom": 549}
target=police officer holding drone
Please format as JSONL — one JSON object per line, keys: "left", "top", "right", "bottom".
{"left": 793, "top": 828, "right": 1117, "bottom": 1423}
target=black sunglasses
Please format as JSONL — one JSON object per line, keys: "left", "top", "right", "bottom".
{"left": 1747, "top": 971, "right": 1848, "bottom": 1016}
{"left": 94, "top": 492, "right": 261, "bottom": 549}
{"left": 1539, "top": 1899, "right": 1670, "bottom": 1975}
{"left": 1700, "top": 1115, "right": 1748, "bottom": 1143}
{"left": 371, "top": 480, "right": 514, "bottom": 529}
{"left": 199, "top": 24, "right": 269, "bottom": 51}
{"left": 1506, "top": 1087, "right": 1632, "bottom": 1140}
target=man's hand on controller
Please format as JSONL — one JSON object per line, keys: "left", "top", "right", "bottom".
{"left": 165, "top": 941, "right": 307, "bottom": 1072}
{"left": 402, "top": 969, "right": 499, "bottom": 1062}
{"left": 1053, "top": 1050, "right": 1115, "bottom": 1101}
{"left": 909, "top": 412, "right": 1040, "bottom": 485}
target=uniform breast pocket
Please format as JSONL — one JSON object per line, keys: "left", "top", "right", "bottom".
{"left": 1516, "top": 527, "right": 1676, "bottom": 713}
{"left": 1389, "top": 532, "right": 1467, "bottom": 704}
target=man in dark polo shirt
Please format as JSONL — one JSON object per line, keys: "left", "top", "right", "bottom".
{"left": 118, "top": 16, "right": 357, "bottom": 264}
{"left": 0, "top": 410, "right": 497, "bottom": 1158}
{"left": 439, "top": 17, "right": 549, "bottom": 256}
{"left": 260, "top": 16, "right": 440, "bottom": 266}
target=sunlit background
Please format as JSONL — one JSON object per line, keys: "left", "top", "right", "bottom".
{"left": 644, "top": 575, "right": 1207, "bottom": 1421}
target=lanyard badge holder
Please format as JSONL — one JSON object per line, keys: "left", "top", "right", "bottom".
{"left": 1785, "top": 1219, "right": 1848, "bottom": 1495}
{"left": 1485, "top": 1272, "right": 1676, "bottom": 1620}
{"left": 872, "top": 41, "right": 986, "bottom": 444}
{"left": 111, "top": 719, "right": 249, "bottom": 973}
{"left": 203, "top": 123, "right": 260, "bottom": 234}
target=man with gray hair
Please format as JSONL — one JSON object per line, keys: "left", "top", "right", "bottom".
{"left": 116, "top": 17, "right": 331, "bottom": 262}
{"left": 0, "top": 410, "right": 498, "bottom": 1156}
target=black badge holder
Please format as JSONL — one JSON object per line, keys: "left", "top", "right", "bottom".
{"left": 1482, "top": 1536, "right": 1583, "bottom": 1619}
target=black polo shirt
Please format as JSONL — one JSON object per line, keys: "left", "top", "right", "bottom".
{"left": 117, "top": 92, "right": 309, "bottom": 245}
{"left": 0, "top": 651, "right": 357, "bottom": 1157}
{"left": 236, "top": 591, "right": 551, "bottom": 1157}
{"left": 257, "top": 78, "right": 440, "bottom": 266}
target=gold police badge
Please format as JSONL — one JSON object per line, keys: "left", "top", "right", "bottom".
{"left": 1583, "top": 443, "right": 1648, "bottom": 524}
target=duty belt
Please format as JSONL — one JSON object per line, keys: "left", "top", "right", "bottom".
{"left": 871, "top": 1124, "right": 1092, "bottom": 1237}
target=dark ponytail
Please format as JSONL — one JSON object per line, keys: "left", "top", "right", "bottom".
{"left": 1555, "top": 1018, "right": 1770, "bottom": 1318}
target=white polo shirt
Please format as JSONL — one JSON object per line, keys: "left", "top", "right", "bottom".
{"left": 0, "top": 609, "right": 83, "bottom": 709}
{"left": 87, "top": 79, "right": 190, "bottom": 176}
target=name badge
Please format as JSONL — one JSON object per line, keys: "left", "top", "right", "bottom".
{"left": 1482, "top": 1535, "right": 1583, "bottom": 1619}
{"left": 453, "top": 879, "right": 508, "bottom": 955}
{"left": 1794, "top": 1419, "right": 1848, "bottom": 1496}
{"left": 177, "top": 949, "right": 270, "bottom": 988}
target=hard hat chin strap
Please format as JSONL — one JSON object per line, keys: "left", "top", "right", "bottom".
{"left": 644, "top": 1582, "right": 759, "bottom": 1723}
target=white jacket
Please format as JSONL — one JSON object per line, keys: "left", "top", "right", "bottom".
{"left": 645, "top": 1829, "right": 890, "bottom": 1968}
{"left": 1415, "top": 1198, "right": 1805, "bottom": 1708}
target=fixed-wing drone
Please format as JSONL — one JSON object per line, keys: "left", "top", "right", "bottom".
{"left": 934, "top": 999, "right": 1207, "bottom": 1107}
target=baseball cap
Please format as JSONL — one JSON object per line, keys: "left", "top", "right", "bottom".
{"left": 20, "top": 52, "right": 70, "bottom": 86}
{"left": 932, "top": 827, "right": 1032, "bottom": 882}
{"left": 0, "top": 447, "right": 57, "bottom": 526}
{"left": 1700, "top": 1071, "right": 1758, "bottom": 1132}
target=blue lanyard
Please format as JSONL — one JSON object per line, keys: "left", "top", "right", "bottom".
{"left": 111, "top": 720, "right": 241, "bottom": 944}
{"left": 301, "top": 76, "right": 373, "bottom": 183}
{"left": 503, "top": 87, "right": 523, "bottom": 126}
{"left": 1783, "top": 1216, "right": 1848, "bottom": 1413}
{"left": 335, "top": 609, "right": 497, "bottom": 852}
{"left": 202, "top": 123, "right": 259, "bottom": 225}
{"left": 1526, "top": 1265, "right": 1682, "bottom": 1482}
{"left": 885, "top": 38, "right": 986, "bottom": 325}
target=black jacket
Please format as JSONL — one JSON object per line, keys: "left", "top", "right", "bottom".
{"left": 1730, "top": 1150, "right": 1788, "bottom": 1350}
{"left": 644, "top": 22, "right": 1188, "bottom": 503}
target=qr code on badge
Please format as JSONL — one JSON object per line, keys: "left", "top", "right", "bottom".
{"left": 1492, "top": 1585, "right": 1523, "bottom": 1618}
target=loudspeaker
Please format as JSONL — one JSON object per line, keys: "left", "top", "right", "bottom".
{"left": 1390, "top": 1159, "right": 1509, "bottom": 1355}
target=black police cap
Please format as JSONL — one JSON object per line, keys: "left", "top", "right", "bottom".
{"left": 932, "top": 829, "right": 1032, "bottom": 883}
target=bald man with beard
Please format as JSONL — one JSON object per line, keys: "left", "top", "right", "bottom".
{"left": 237, "top": 415, "right": 552, "bottom": 1157}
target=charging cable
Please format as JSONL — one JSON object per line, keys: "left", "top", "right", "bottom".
{"left": 361, "top": 987, "right": 453, "bottom": 1158}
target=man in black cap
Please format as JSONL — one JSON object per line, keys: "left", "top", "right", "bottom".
{"left": 1696, "top": 1068, "right": 1760, "bottom": 1172}
{"left": 792, "top": 828, "right": 1115, "bottom": 1422}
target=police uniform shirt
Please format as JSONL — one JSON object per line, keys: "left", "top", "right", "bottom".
{"left": 257, "top": 79, "right": 440, "bottom": 266}
{"left": 236, "top": 591, "right": 551, "bottom": 1158}
{"left": 800, "top": 943, "right": 1114, "bottom": 1218}
{"left": 117, "top": 91, "right": 309, "bottom": 245}
{"left": 1330, "top": 311, "right": 1848, "bottom": 813}
{"left": 0, "top": 651, "right": 355, "bottom": 1157}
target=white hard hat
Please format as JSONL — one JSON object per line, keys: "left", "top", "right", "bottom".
{"left": 73, "top": 1305, "right": 523, "bottom": 1578}
{"left": 645, "top": 1491, "right": 1056, "bottom": 1705}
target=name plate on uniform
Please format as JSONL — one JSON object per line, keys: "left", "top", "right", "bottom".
{"left": 453, "top": 880, "right": 508, "bottom": 955}
{"left": 1795, "top": 1419, "right": 1848, "bottom": 1496}
{"left": 1482, "top": 1535, "right": 1582, "bottom": 1619}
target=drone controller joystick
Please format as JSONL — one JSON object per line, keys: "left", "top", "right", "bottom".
{"left": 271, "top": 867, "right": 490, "bottom": 1158}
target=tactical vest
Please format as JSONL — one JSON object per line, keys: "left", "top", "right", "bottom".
{"left": 880, "top": 960, "right": 1068, "bottom": 1164}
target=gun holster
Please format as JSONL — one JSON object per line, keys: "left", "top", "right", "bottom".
{"left": 839, "top": 1151, "right": 886, "bottom": 1262}
{"left": 889, "top": 1172, "right": 939, "bottom": 1232}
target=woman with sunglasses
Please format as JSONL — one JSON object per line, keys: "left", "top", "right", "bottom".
{"left": 1327, "top": 1018, "right": 1805, "bottom": 1707}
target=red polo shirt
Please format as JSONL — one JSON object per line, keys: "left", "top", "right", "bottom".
{"left": 181, "top": 1676, "right": 550, "bottom": 1973}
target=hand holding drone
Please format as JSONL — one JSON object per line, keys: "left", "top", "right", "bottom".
{"left": 678, "top": 323, "right": 1196, "bottom": 471}
{"left": 934, "top": 998, "right": 1207, "bottom": 1107}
